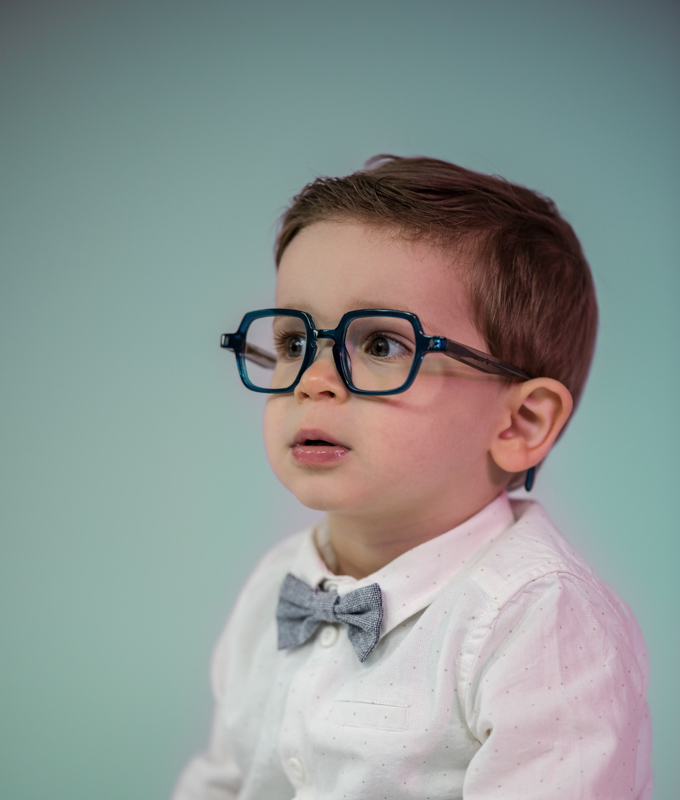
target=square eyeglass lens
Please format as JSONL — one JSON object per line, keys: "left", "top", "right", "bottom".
{"left": 242, "top": 314, "right": 418, "bottom": 392}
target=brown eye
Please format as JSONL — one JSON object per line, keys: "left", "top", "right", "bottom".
{"left": 365, "top": 334, "right": 409, "bottom": 359}
{"left": 273, "top": 330, "right": 306, "bottom": 360}
{"left": 368, "top": 336, "right": 390, "bottom": 357}
{"left": 286, "top": 335, "right": 305, "bottom": 359}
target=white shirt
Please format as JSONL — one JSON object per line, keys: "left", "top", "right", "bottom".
{"left": 173, "top": 494, "right": 652, "bottom": 799}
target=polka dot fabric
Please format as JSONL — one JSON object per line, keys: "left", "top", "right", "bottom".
{"left": 173, "top": 494, "right": 652, "bottom": 799}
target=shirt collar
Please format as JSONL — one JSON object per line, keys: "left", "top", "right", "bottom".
{"left": 290, "top": 491, "right": 515, "bottom": 638}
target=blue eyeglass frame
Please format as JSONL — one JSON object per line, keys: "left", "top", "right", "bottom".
{"left": 221, "top": 308, "right": 532, "bottom": 396}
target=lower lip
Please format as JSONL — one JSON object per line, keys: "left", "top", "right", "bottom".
{"left": 291, "top": 444, "right": 351, "bottom": 465}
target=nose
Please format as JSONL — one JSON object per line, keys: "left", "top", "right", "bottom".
{"left": 294, "top": 340, "right": 348, "bottom": 401}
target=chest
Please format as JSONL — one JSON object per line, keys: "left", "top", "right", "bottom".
{"left": 221, "top": 601, "right": 482, "bottom": 799}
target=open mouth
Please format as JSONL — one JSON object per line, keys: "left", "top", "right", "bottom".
{"left": 292, "top": 429, "right": 350, "bottom": 449}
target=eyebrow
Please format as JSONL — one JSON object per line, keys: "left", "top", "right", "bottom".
{"left": 277, "top": 301, "right": 444, "bottom": 335}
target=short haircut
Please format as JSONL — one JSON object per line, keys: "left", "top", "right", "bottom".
{"left": 275, "top": 155, "right": 598, "bottom": 486}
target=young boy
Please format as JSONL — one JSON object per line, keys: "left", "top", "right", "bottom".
{"left": 173, "top": 156, "right": 652, "bottom": 799}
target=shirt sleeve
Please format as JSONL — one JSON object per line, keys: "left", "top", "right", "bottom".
{"left": 170, "top": 621, "right": 242, "bottom": 800}
{"left": 171, "top": 531, "right": 304, "bottom": 800}
{"left": 460, "top": 572, "right": 652, "bottom": 799}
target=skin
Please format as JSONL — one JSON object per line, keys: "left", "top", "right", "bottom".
{"left": 263, "top": 220, "right": 572, "bottom": 579}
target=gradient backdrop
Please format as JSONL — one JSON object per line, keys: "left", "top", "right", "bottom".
{"left": 1, "top": 1, "right": 678, "bottom": 797}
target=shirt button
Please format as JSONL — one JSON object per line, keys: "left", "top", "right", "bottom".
{"left": 288, "top": 756, "right": 305, "bottom": 780}
{"left": 319, "top": 625, "right": 339, "bottom": 647}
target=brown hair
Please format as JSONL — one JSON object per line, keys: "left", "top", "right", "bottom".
{"left": 275, "top": 155, "right": 598, "bottom": 486}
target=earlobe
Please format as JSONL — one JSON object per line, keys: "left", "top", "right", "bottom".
{"left": 490, "top": 378, "right": 573, "bottom": 476}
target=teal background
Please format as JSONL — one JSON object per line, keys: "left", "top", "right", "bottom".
{"left": 1, "top": 1, "right": 677, "bottom": 797}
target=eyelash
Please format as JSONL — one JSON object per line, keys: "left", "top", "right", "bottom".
{"left": 274, "top": 329, "right": 306, "bottom": 355}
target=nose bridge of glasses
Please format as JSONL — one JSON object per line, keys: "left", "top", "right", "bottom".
{"left": 296, "top": 328, "right": 345, "bottom": 389}
{"left": 307, "top": 328, "right": 342, "bottom": 364}
{"left": 315, "top": 326, "right": 342, "bottom": 342}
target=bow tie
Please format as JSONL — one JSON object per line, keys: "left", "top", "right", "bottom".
{"left": 276, "top": 573, "right": 384, "bottom": 663}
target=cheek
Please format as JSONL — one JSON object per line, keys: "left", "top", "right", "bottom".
{"left": 262, "top": 398, "right": 286, "bottom": 466}
{"left": 382, "top": 382, "right": 500, "bottom": 465}
{"left": 356, "top": 397, "right": 449, "bottom": 476}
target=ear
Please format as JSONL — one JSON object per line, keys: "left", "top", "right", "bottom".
{"left": 490, "top": 378, "right": 574, "bottom": 475}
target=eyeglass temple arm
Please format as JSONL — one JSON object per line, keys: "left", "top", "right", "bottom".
{"left": 432, "top": 338, "right": 532, "bottom": 381}
{"left": 220, "top": 330, "right": 530, "bottom": 379}
{"left": 431, "top": 337, "right": 539, "bottom": 489}
{"left": 221, "top": 333, "right": 277, "bottom": 369}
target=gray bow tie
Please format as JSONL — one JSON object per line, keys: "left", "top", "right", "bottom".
{"left": 276, "top": 573, "right": 384, "bottom": 662}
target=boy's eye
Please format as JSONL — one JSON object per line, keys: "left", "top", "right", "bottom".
{"left": 363, "top": 333, "right": 411, "bottom": 359}
{"left": 275, "top": 331, "right": 306, "bottom": 359}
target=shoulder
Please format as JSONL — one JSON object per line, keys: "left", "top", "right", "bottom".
{"left": 241, "top": 528, "right": 310, "bottom": 593}
{"left": 466, "top": 498, "right": 620, "bottom": 606}
{"left": 451, "top": 499, "right": 649, "bottom": 695}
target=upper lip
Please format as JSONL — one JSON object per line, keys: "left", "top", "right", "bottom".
{"left": 291, "top": 428, "right": 350, "bottom": 449}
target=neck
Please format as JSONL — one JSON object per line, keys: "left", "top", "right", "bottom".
{"left": 325, "top": 490, "right": 503, "bottom": 579}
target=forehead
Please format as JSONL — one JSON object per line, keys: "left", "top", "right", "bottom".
{"left": 275, "top": 220, "right": 483, "bottom": 345}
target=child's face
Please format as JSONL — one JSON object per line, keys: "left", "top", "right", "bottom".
{"left": 263, "top": 220, "right": 511, "bottom": 528}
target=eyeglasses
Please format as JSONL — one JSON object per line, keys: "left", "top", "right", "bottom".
{"left": 221, "top": 308, "right": 531, "bottom": 395}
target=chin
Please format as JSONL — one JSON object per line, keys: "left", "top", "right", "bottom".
{"left": 289, "top": 487, "right": 354, "bottom": 513}
{"left": 280, "top": 474, "right": 362, "bottom": 513}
